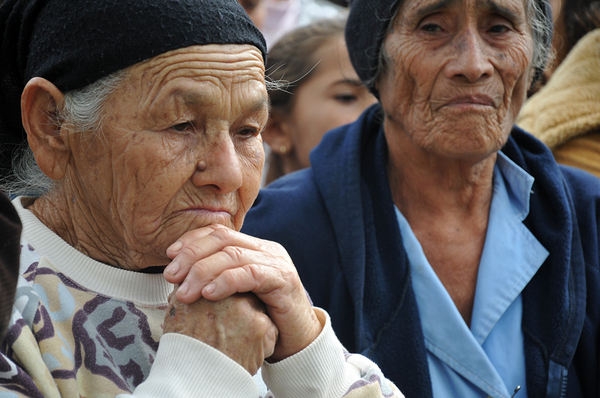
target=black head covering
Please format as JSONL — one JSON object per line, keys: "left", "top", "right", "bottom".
{"left": 346, "top": 0, "right": 553, "bottom": 95}
{"left": 0, "top": 0, "right": 267, "bottom": 175}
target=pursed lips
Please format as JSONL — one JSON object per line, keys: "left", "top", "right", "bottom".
{"left": 444, "top": 94, "right": 496, "bottom": 108}
{"left": 179, "top": 206, "right": 235, "bottom": 224}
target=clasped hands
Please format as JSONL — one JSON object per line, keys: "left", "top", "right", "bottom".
{"left": 163, "top": 224, "right": 323, "bottom": 375}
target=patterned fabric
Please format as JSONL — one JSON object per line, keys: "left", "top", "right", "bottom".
{"left": 0, "top": 198, "right": 404, "bottom": 398}
{"left": 1, "top": 244, "right": 165, "bottom": 397}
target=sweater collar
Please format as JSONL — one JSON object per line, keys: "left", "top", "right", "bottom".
{"left": 13, "top": 197, "right": 174, "bottom": 306}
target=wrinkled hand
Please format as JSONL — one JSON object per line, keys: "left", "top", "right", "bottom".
{"left": 163, "top": 292, "right": 278, "bottom": 375}
{"left": 163, "top": 224, "right": 322, "bottom": 361}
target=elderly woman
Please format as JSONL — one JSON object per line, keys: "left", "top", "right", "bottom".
{"left": 0, "top": 0, "right": 403, "bottom": 397}
{"left": 168, "top": 0, "right": 600, "bottom": 396}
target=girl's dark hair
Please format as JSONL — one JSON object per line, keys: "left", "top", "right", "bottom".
{"left": 267, "top": 14, "right": 348, "bottom": 115}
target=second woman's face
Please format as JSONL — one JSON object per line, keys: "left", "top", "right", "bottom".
{"left": 283, "top": 35, "right": 377, "bottom": 169}
{"left": 379, "top": 0, "right": 534, "bottom": 162}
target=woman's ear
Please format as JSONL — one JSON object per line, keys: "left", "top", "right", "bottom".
{"left": 262, "top": 111, "right": 294, "bottom": 156}
{"left": 21, "top": 77, "right": 69, "bottom": 180}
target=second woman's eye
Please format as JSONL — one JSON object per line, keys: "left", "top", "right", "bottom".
{"left": 489, "top": 24, "right": 510, "bottom": 34}
{"left": 421, "top": 23, "right": 442, "bottom": 33}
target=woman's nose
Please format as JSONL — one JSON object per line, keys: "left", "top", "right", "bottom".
{"left": 191, "top": 134, "right": 243, "bottom": 193}
{"left": 445, "top": 29, "right": 494, "bottom": 83}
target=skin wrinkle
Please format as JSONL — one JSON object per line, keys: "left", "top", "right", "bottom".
{"left": 136, "top": 47, "right": 265, "bottom": 117}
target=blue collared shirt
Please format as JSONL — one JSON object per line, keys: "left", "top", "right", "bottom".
{"left": 395, "top": 152, "right": 549, "bottom": 398}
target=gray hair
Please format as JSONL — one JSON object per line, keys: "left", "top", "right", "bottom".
{"left": 368, "top": 0, "right": 553, "bottom": 90}
{"left": 1, "top": 69, "right": 129, "bottom": 198}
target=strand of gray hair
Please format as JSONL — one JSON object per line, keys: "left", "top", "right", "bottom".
{"left": 1, "top": 69, "right": 129, "bottom": 198}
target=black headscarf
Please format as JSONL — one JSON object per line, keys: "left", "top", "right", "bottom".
{"left": 346, "top": 0, "right": 553, "bottom": 96}
{"left": 0, "top": 0, "right": 267, "bottom": 175}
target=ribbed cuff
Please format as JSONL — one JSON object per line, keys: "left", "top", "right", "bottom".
{"left": 262, "top": 308, "right": 360, "bottom": 398}
{"left": 131, "top": 333, "right": 259, "bottom": 398}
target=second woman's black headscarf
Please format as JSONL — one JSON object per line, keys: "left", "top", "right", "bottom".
{"left": 0, "top": 0, "right": 267, "bottom": 176}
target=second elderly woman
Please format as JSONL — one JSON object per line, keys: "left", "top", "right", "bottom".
{"left": 218, "top": 0, "right": 600, "bottom": 396}
{"left": 0, "top": 0, "right": 403, "bottom": 397}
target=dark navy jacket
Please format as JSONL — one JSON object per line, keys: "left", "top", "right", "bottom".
{"left": 242, "top": 104, "right": 600, "bottom": 398}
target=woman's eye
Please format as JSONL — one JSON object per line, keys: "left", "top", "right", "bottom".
{"left": 334, "top": 94, "right": 358, "bottom": 104}
{"left": 237, "top": 127, "right": 258, "bottom": 137}
{"left": 171, "top": 122, "right": 192, "bottom": 132}
{"left": 421, "top": 23, "right": 442, "bottom": 33}
{"left": 489, "top": 24, "right": 510, "bottom": 34}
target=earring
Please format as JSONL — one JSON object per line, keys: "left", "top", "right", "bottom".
{"left": 196, "top": 161, "right": 207, "bottom": 171}
{"left": 279, "top": 145, "right": 287, "bottom": 154}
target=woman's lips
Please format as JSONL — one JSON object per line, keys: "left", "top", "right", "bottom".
{"left": 180, "top": 207, "right": 234, "bottom": 225}
{"left": 445, "top": 94, "right": 496, "bottom": 107}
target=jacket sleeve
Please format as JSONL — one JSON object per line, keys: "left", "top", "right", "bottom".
{"left": 261, "top": 308, "right": 403, "bottom": 398}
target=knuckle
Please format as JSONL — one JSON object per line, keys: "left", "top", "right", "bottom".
{"left": 189, "top": 261, "right": 211, "bottom": 279}
{"left": 210, "top": 226, "right": 234, "bottom": 242}
{"left": 222, "top": 245, "right": 245, "bottom": 263}
{"left": 247, "top": 263, "right": 265, "bottom": 283}
{"left": 180, "top": 243, "right": 203, "bottom": 260}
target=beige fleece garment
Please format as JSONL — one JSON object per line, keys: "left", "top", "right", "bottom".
{"left": 517, "top": 29, "right": 600, "bottom": 150}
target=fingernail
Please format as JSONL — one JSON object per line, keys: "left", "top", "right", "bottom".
{"left": 178, "top": 281, "right": 189, "bottom": 295}
{"left": 203, "top": 283, "right": 216, "bottom": 295}
{"left": 165, "top": 260, "right": 180, "bottom": 275}
{"left": 168, "top": 241, "right": 183, "bottom": 252}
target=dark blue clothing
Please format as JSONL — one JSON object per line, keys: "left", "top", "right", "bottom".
{"left": 242, "top": 104, "right": 600, "bottom": 398}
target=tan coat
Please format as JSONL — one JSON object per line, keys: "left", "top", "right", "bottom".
{"left": 517, "top": 29, "right": 600, "bottom": 178}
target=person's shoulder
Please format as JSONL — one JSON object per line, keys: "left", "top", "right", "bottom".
{"left": 244, "top": 168, "right": 325, "bottom": 229}
{"left": 242, "top": 168, "right": 337, "bottom": 247}
{"left": 559, "top": 164, "right": 600, "bottom": 200}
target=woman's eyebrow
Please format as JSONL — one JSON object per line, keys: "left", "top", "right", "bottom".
{"left": 411, "top": 0, "right": 522, "bottom": 23}
{"left": 248, "top": 97, "right": 269, "bottom": 113}
{"left": 483, "top": 0, "right": 523, "bottom": 23}
{"left": 331, "top": 79, "right": 364, "bottom": 87}
{"left": 412, "top": 0, "right": 456, "bottom": 21}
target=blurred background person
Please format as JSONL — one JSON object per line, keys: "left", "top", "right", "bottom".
{"left": 518, "top": 0, "right": 600, "bottom": 176}
{"left": 261, "top": 15, "right": 376, "bottom": 185}
{"left": 260, "top": 0, "right": 344, "bottom": 48}
{"left": 238, "top": 0, "right": 345, "bottom": 48}
{"left": 237, "top": 0, "right": 269, "bottom": 30}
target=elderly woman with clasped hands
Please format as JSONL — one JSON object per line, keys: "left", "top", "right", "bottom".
{"left": 0, "top": 0, "right": 403, "bottom": 397}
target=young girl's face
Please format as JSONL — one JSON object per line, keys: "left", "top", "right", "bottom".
{"left": 283, "top": 35, "right": 377, "bottom": 169}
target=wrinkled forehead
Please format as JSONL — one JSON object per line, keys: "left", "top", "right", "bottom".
{"left": 130, "top": 44, "right": 266, "bottom": 83}
{"left": 394, "top": 0, "right": 529, "bottom": 23}
{"left": 120, "top": 44, "right": 268, "bottom": 116}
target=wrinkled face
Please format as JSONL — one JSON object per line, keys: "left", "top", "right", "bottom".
{"left": 68, "top": 45, "right": 268, "bottom": 268}
{"left": 283, "top": 35, "right": 377, "bottom": 168}
{"left": 379, "top": 0, "right": 534, "bottom": 162}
